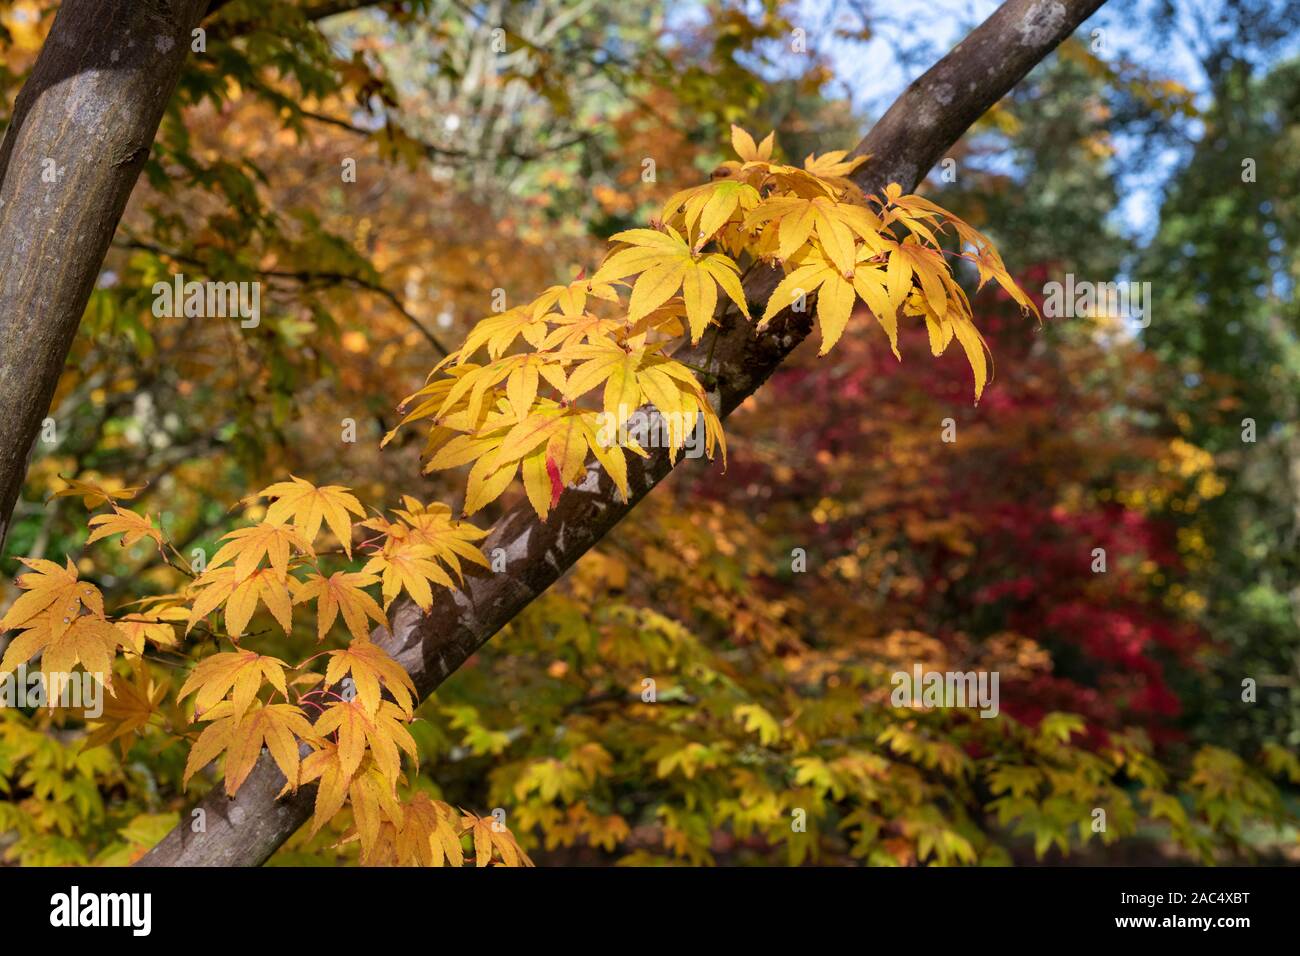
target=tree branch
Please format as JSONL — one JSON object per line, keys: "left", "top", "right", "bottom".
{"left": 138, "top": 0, "right": 1108, "bottom": 867}
{"left": 0, "top": 0, "right": 211, "bottom": 556}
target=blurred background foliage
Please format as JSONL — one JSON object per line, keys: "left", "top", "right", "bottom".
{"left": 0, "top": 0, "right": 1296, "bottom": 865}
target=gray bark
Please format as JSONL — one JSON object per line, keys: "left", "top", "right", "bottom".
{"left": 0, "top": 0, "right": 210, "bottom": 554}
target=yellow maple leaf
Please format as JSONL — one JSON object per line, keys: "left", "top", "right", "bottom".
{"left": 592, "top": 226, "right": 750, "bottom": 342}
{"left": 86, "top": 506, "right": 163, "bottom": 551}
{"left": 183, "top": 699, "right": 317, "bottom": 795}
{"left": 731, "top": 125, "right": 775, "bottom": 163}
{"left": 84, "top": 661, "right": 168, "bottom": 754}
{"left": 292, "top": 571, "right": 387, "bottom": 642}
{"left": 393, "top": 793, "right": 466, "bottom": 867}
{"left": 48, "top": 475, "right": 145, "bottom": 509}
{"left": 462, "top": 810, "right": 534, "bottom": 867}
{"left": 207, "top": 521, "right": 314, "bottom": 581}
{"left": 249, "top": 476, "right": 366, "bottom": 557}
{"left": 324, "top": 638, "right": 416, "bottom": 716}
{"left": 0, "top": 558, "right": 103, "bottom": 637}
{"left": 314, "top": 698, "right": 417, "bottom": 788}
{"left": 186, "top": 566, "right": 295, "bottom": 637}
{"left": 176, "top": 650, "right": 290, "bottom": 719}
{"left": 361, "top": 540, "right": 456, "bottom": 611}
{"left": 0, "top": 608, "right": 127, "bottom": 692}
{"left": 115, "top": 601, "right": 187, "bottom": 654}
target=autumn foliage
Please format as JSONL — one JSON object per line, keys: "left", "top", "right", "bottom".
{"left": 1, "top": 0, "right": 1296, "bottom": 869}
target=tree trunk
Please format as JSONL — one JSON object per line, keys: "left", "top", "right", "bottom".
{"left": 139, "top": 0, "right": 1108, "bottom": 867}
{"left": 0, "top": 0, "right": 209, "bottom": 555}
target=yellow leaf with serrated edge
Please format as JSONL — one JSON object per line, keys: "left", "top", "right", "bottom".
{"left": 249, "top": 476, "right": 365, "bottom": 557}
{"left": 177, "top": 650, "right": 290, "bottom": 720}
{"left": 183, "top": 700, "right": 316, "bottom": 795}
{"left": 49, "top": 476, "right": 144, "bottom": 509}
{"left": 324, "top": 638, "right": 416, "bottom": 716}
{"left": 208, "top": 521, "right": 313, "bottom": 581}
{"left": 86, "top": 507, "right": 163, "bottom": 550}
{"left": 293, "top": 571, "right": 387, "bottom": 642}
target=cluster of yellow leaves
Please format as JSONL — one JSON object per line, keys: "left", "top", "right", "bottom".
{"left": 345, "top": 793, "right": 534, "bottom": 867}
{"left": 697, "top": 129, "right": 1037, "bottom": 389}
{"left": 183, "top": 480, "right": 484, "bottom": 640}
{"left": 385, "top": 305, "right": 725, "bottom": 520}
{"left": 0, "top": 559, "right": 127, "bottom": 689}
{"left": 387, "top": 127, "right": 1036, "bottom": 524}
{"left": 2, "top": 474, "right": 534, "bottom": 866}
{"left": 166, "top": 481, "right": 481, "bottom": 834}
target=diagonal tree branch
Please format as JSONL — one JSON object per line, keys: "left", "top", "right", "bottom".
{"left": 139, "top": 0, "right": 1108, "bottom": 866}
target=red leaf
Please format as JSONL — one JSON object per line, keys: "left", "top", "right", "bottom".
{"left": 545, "top": 457, "right": 564, "bottom": 508}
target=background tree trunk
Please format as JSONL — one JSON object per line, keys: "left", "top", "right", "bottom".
{"left": 139, "top": 0, "right": 1107, "bottom": 867}
{"left": 0, "top": 0, "right": 209, "bottom": 554}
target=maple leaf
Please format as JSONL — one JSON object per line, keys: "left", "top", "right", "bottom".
{"left": 392, "top": 499, "right": 491, "bottom": 576}
{"left": 324, "top": 638, "right": 417, "bottom": 716}
{"left": 382, "top": 363, "right": 480, "bottom": 443}
{"left": 731, "top": 125, "right": 775, "bottom": 163}
{"left": 0, "top": 558, "right": 103, "bottom": 639}
{"left": 743, "top": 193, "right": 882, "bottom": 275}
{"left": 293, "top": 571, "right": 387, "bottom": 642}
{"left": 248, "top": 476, "right": 366, "bottom": 557}
{"left": 48, "top": 475, "right": 145, "bottom": 509}
{"left": 661, "top": 178, "right": 762, "bottom": 251}
{"left": 761, "top": 245, "right": 867, "bottom": 355}
{"left": 802, "top": 148, "right": 868, "bottom": 183}
{"left": 455, "top": 305, "right": 550, "bottom": 362}
{"left": 527, "top": 276, "right": 621, "bottom": 320}
{"left": 559, "top": 341, "right": 719, "bottom": 445}
{"left": 433, "top": 353, "right": 552, "bottom": 425}
{"left": 885, "top": 235, "right": 955, "bottom": 316}
{"left": 176, "top": 650, "right": 290, "bottom": 719}
{"left": 114, "top": 600, "right": 187, "bottom": 654}
{"left": 876, "top": 184, "right": 1039, "bottom": 320}
{"left": 300, "top": 728, "right": 415, "bottom": 861}
{"left": 361, "top": 540, "right": 456, "bottom": 611}
{"left": 539, "top": 311, "right": 626, "bottom": 351}
{"left": 592, "top": 227, "right": 750, "bottom": 342}
{"left": 0, "top": 560, "right": 124, "bottom": 686}
{"left": 299, "top": 740, "right": 365, "bottom": 836}
{"left": 499, "top": 352, "right": 565, "bottom": 421}
{"left": 343, "top": 764, "right": 404, "bottom": 859}
{"left": 393, "top": 793, "right": 466, "bottom": 867}
{"left": 84, "top": 660, "right": 168, "bottom": 755}
{"left": 515, "top": 409, "right": 591, "bottom": 520}
{"left": 0, "top": 609, "right": 127, "bottom": 691}
{"left": 314, "top": 698, "right": 417, "bottom": 788}
{"left": 207, "top": 521, "right": 314, "bottom": 581}
{"left": 86, "top": 506, "right": 163, "bottom": 551}
{"left": 462, "top": 810, "right": 534, "bottom": 867}
{"left": 183, "top": 700, "right": 317, "bottom": 795}
{"left": 485, "top": 405, "right": 643, "bottom": 519}
{"left": 186, "top": 566, "right": 294, "bottom": 637}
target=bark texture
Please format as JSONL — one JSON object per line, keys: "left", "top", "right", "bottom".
{"left": 139, "top": 0, "right": 1107, "bottom": 866}
{"left": 0, "top": 0, "right": 209, "bottom": 554}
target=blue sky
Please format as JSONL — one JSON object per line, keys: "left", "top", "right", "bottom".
{"left": 797, "top": 0, "right": 1200, "bottom": 241}
{"left": 701, "top": 0, "right": 1299, "bottom": 243}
